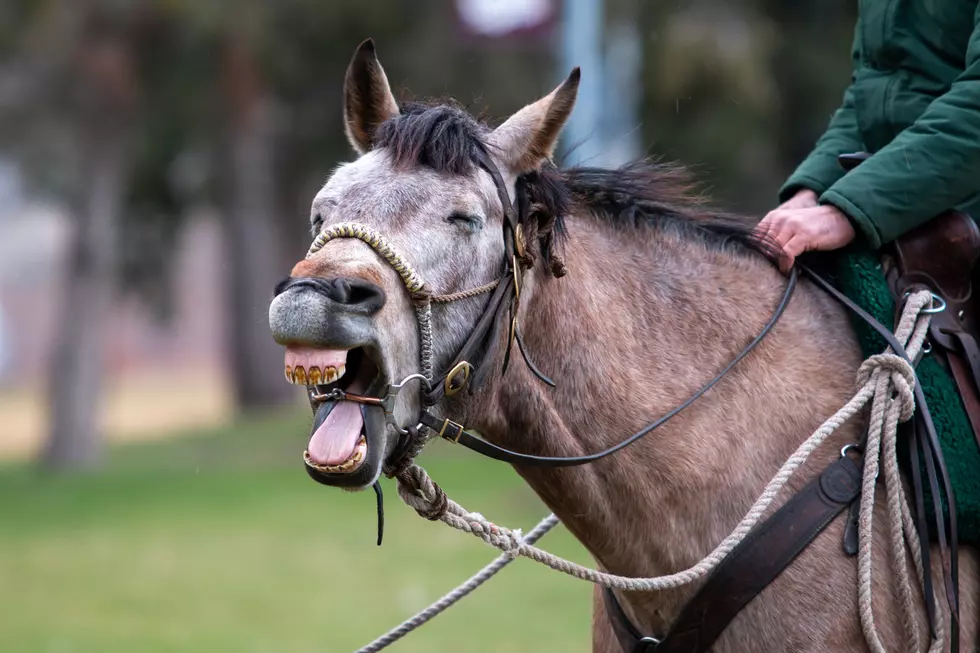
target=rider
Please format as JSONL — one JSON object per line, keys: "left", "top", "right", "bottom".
{"left": 756, "top": 1, "right": 980, "bottom": 272}
{"left": 756, "top": 1, "right": 980, "bottom": 551}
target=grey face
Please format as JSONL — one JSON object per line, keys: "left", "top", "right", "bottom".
{"left": 268, "top": 149, "right": 508, "bottom": 489}
{"left": 267, "top": 39, "right": 580, "bottom": 490}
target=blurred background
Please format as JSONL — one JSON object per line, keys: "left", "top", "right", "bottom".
{"left": 0, "top": 0, "right": 855, "bottom": 650}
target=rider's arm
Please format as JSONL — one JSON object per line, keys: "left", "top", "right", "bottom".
{"left": 778, "top": 21, "right": 866, "bottom": 203}
{"left": 819, "top": 4, "right": 980, "bottom": 249}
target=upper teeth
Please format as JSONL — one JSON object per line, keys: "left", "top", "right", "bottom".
{"left": 285, "top": 364, "right": 346, "bottom": 385}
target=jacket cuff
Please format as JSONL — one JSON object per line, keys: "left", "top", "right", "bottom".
{"left": 819, "top": 189, "right": 882, "bottom": 250}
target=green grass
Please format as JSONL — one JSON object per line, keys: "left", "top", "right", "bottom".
{"left": 0, "top": 410, "right": 593, "bottom": 652}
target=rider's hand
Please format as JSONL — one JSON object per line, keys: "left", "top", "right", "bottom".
{"left": 756, "top": 190, "right": 856, "bottom": 274}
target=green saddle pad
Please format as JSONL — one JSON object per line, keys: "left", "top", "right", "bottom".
{"left": 804, "top": 247, "right": 980, "bottom": 544}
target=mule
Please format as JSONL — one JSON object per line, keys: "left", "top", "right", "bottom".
{"left": 268, "top": 40, "right": 979, "bottom": 651}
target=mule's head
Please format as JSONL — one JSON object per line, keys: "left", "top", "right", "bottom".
{"left": 268, "top": 39, "right": 578, "bottom": 489}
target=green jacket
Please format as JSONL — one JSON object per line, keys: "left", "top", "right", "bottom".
{"left": 779, "top": 0, "right": 980, "bottom": 249}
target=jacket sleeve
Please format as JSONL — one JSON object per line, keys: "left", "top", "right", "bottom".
{"left": 820, "top": 6, "right": 980, "bottom": 249}
{"left": 778, "top": 22, "right": 866, "bottom": 203}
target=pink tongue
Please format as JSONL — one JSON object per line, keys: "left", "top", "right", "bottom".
{"left": 308, "top": 402, "right": 364, "bottom": 465}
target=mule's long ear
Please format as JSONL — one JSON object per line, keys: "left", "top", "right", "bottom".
{"left": 488, "top": 68, "right": 580, "bottom": 173}
{"left": 343, "top": 39, "right": 400, "bottom": 155}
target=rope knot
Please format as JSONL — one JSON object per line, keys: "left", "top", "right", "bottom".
{"left": 395, "top": 464, "right": 449, "bottom": 521}
{"left": 462, "top": 514, "right": 524, "bottom": 554}
{"left": 856, "top": 353, "right": 917, "bottom": 421}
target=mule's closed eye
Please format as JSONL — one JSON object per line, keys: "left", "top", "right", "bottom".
{"left": 310, "top": 200, "right": 336, "bottom": 235}
{"left": 446, "top": 211, "right": 483, "bottom": 232}
{"left": 311, "top": 213, "right": 324, "bottom": 234}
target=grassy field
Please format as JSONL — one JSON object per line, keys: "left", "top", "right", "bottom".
{"left": 0, "top": 409, "right": 593, "bottom": 652}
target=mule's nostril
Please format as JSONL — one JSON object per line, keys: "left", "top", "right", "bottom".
{"left": 324, "top": 277, "right": 386, "bottom": 314}
{"left": 330, "top": 279, "right": 352, "bottom": 303}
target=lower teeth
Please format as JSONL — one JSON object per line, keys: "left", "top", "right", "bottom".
{"left": 304, "top": 436, "right": 367, "bottom": 473}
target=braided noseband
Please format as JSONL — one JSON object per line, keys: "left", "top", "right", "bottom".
{"left": 308, "top": 222, "right": 427, "bottom": 295}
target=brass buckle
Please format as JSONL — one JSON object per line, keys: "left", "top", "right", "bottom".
{"left": 512, "top": 255, "right": 522, "bottom": 301}
{"left": 509, "top": 313, "right": 518, "bottom": 352}
{"left": 443, "top": 361, "right": 473, "bottom": 397}
{"left": 514, "top": 223, "right": 527, "bottom": 259}
{"left": 437, "top": 419, "right": 465, "bottom": 443}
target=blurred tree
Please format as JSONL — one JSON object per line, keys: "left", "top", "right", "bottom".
{"left": 44, "top": 11, "right": 136, "bottom": 468}
{"left": 217, "top": 28, "right": 292, "bottom": 409}
{"left": 0, "top": 0, "right": 197, "bottom": 468}
{"left": 760, "top": 0, "right": 855, "bottom": 184}
{"left": 24, "top": 3, "right": 142, "bottom": 470}
{"left": 635, "top": 0, "right": 855, "bottom": 214}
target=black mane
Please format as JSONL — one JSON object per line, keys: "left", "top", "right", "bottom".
{"left": 371, "top": 102, "right": 774, "bottom": 259}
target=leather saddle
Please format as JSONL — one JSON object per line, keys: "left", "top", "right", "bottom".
{"left": 839, "top": 152, "right": 980, "bottom": 446}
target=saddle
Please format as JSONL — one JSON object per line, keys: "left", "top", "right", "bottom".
{"left": 838, "top": 152, "right": 980, "bottom": 446}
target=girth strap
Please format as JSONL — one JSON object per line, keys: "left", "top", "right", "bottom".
{"left": 604, "top": 454, "right": 863, "bottom": 653}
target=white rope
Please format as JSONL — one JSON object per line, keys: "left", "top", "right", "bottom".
{"left": 398, "top": 381, "right": 874, "bottom": 590}
{"left": 391, "top": 290, "right": 945, "bottom": 652}
{"left": 856, "top": 290, "right": 935, "bottom": 653}
{"left": 353, "top": 514, "right": 559, "bottom": 653}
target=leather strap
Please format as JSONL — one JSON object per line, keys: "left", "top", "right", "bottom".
{"left": 423, "top": 274, "right": 515, "bottom": 406}
{"left": 605, "top": 454, "right": 862, "bottom": 653}
{"left": 423, "top": 269, "right": 799, "bottom": 467}
{"left": 946, "top": 347, "right": 980, "bottom": 452}
{"left": 906, "top": 419, "right": 938, "bottom": 635}
{"left": 404, "top": 145, "right": 960, "bottom": 647}
{"left": 919, "top": 410, "right": 960, "bottom": 650}
{"left": 603, "top": 584, "right": 661, "bottom": 653}
{"left": 421, "top": 147, "right": 535, "bottom": 406}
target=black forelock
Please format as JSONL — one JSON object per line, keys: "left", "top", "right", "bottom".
{"left": 372, "top": 102, "right": 490, "bottom": 175}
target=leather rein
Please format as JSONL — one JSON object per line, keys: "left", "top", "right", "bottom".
{"left": 303, "top": 149, "right": 960, "bottom": 651}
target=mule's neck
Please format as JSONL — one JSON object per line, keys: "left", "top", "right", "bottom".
{"left": 457, "top": 216, "right": 863, "bottom": 619}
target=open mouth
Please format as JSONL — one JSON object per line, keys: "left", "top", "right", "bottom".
{"left": 284, "top": 346, "right": 386, "bottom": 479}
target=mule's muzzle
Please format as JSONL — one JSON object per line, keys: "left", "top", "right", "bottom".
{"left": 269, "top": 276, "right": 386, "bottom": 348}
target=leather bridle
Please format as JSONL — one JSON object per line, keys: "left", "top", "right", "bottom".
{"left": 302, "top": 146, "right": 798, "bottom": 471}
{"left": 301, "top": 146, "right": 960, "bottom": 651}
